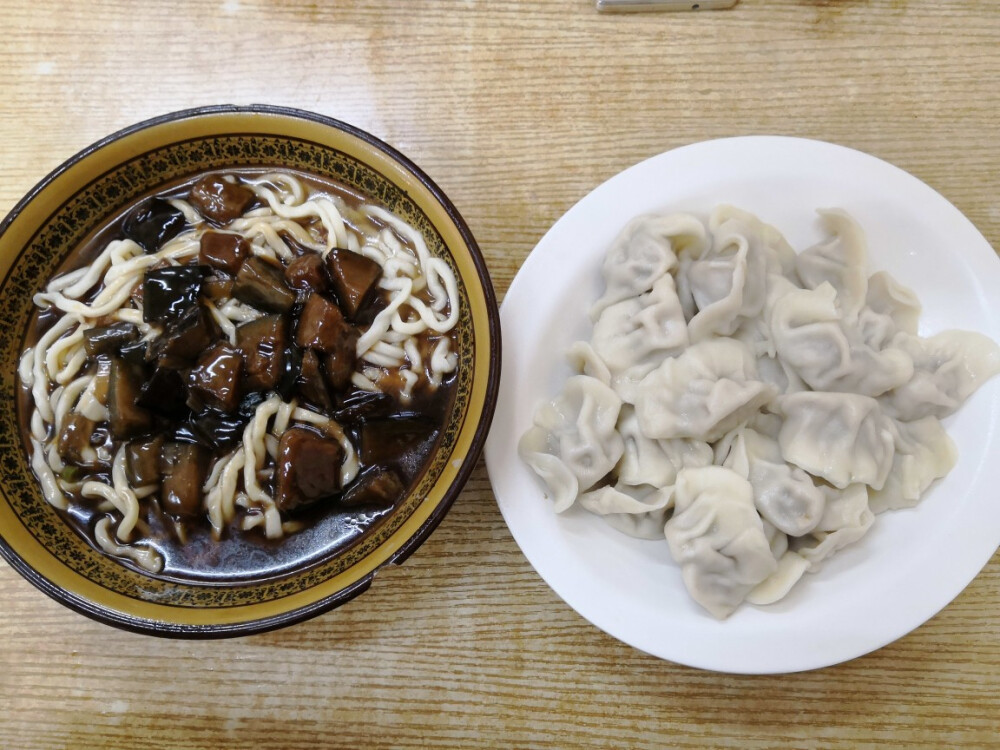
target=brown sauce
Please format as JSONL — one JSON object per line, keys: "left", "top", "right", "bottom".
{"left": 17, "top": 168, "right": 457, "bottom": 582}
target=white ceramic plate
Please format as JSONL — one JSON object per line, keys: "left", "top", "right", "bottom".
{"left": 484, "top": 136, "right": 1000, "bottom": 674}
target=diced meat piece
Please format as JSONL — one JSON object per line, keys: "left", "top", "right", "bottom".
{"left": 155, "top": 303, "right": 220, "bottom": 361}
{"left": 295, "top": 293, "right": 352, "bottom": 353}
{"left": 107, "top": 357, "right": 152, "bottom": 439}
{"left": 325, "top": 248, "right": 382, "bottom": 318}
{"left": 199, "top": 231, "right": 251, "bottom": 274}
{"left": 188, "top": 342, "right": 243, "bottom": 412}
{"left": 189, "top": 175, "right": 256, "bottom": 225}
{"left": 142, "top": 265, "right": 206, "bottom": 323}
{"left": 296, "top": 350, "right": 331, "bottom": 409}
{"left": 83, "top": 322, "right": 139, "bottom": 357}
{"left": 235, "top": 314, "right": 288, "bottom": 391}
{"left": 57, "top": 413, "right": 96, "bottom": 466}
{"left": 122, "top": 199, "right": 187, "bottom": 253}
{"left": 284, "top": 253, "right": 328, "bottom": 293}
{"left": 359, "top": 416, "right": 436, "bottom": 465}
{"left": 274, "top": 428, "right": 345, "bottom": 511}
{"left": 340, "top": 468, "right": 405, "bottom": 508}
{"left": 233, "top": 256, "right": 296, "bottom": 313}
{"left": 160, "top": 443, "right": 208, "bottom": 518}
{"left": 137, "top": 365, "right": 190, "bottom": 419}
{"left": 125, "top": 436, "right": 164, "bottom": 486}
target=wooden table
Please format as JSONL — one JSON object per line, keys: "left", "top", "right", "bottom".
{"left": 2, "top": 1, "right": 998, "bottom": 747}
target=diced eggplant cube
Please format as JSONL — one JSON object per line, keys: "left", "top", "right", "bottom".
{"left": 235, "top": 314, "right": 287, "bottom": 391}
{"left": 275, "top": 345, "right": 303, "bottom": 400}
{"left": 359, "top": 416, "right": 436, "bottom": 465}
{"left": 160, "top": 442, "right": 208, "bottom": 518}
{"left": 137, "top": 365, "right": 190, "bottom": 419}
{"left": 156, "top": 303, "right": 220, "bottom": 361}
{"left": 296, "top": 349, "right": 332, "bottom": 410}
{"left": 284, "top": 253, "right": 328, "bottom": 293}
{"left": 125, "top": 436, "right": 164, "bottom": 486}
{"left": 181, "top": 410, "right": 249, "bottom": 451}
{"left": 189, "top": 175, "right": 256, "bottom": 225}
{"left": 295, "top": 293, "right": 352, "bottom": 353}
{"left": 322, "top": 332, "right": 359, "bottom": 392}
{"left": 108, "top": 358, "right": 152, "bottom": 439}
{"left": 119, "top": 338, "right": 149, "bottom": 365}
{"left": 274, "top": 428, "right": 345, "bottom": 511}
{"left": 340, "top": 468, "right": 404, "bottom": 508}
{"left": 233, "top": 257, "right": 296, "bottom": 313}
{"left": 201, "top": 274, "right": 235, "bottom": 302}
{"left": 325, "top": 247, "right": 382, "bottom": 318}
{"left": 142, "top": 265, "right": 206, "bottom": 323}
{"left": 122, "top": 199, "right": 187, "bottom": 253}
{"left": 91, "top": 356, "right": 112, "bottom": 405}
{"left": 57, "top": 413, "right": 96, "bottom": 466}
{"left": 83, "top": 322, "right": 139, "bottom": 357}
{"left": 332, "top": 390, "right": 392, "bottom": 423}
{"left": 199, "top": 231, "right": 251, "bottom": 275}
{"left": 188, "top": 342, "right": 243, "bottom": 413}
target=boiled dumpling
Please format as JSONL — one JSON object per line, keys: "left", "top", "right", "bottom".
{"left": 709, "top": 205, "right": 799, "bottom": 282}
{"left": 681, "top": 211, "right": 779, "bottom": 341}
{"left": 565, "top": 340, "right": 612, "bottom": 385}
{"left": 591, "top": 274, "right": 688, "bottom": 402}
{"left": 518, "top": 375, "right": 625, "bottom": 511}
{"left": 616, "top": 404, "right": 713, "bottom": 488}
{"left": 866, "top": 270, "right": 920, "bottom": 335}
{"left": 719, "top": 426, "right": 826, "bottom": 537}
{"left": 777, "top": 391, "right": 895, "bottom": 490}
{"left": 879, "top": 330, "right": 1000, "bottom": 421}
{"left": 664, "top": 466, "right": 777, "bottom": 619}
{"left": 793, "top": 484, "right": 874, "bottom": 569}
{"left": 795, "top": 209, "right": 869, "bottom": 320}
{"left": 745, "top": 551, "right": 810, "bottom": 606}
{"left": 579, "top": 482, "right": 674, "bottom": 540}
{"left": 635, "top": 338, "right": 778, "bottom": 442}
{"left": 869, "top": 416, "right": 957, "bottom": 514}
{"left": 590, "top": 213, "right": 706, "bottom": 318}
{"left": 770, "top": 283, "right": 914, "bottom": 397}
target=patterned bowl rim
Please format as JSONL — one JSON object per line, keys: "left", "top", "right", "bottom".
{"left": 0, "top": 104, "right": 501, "bottom": 637}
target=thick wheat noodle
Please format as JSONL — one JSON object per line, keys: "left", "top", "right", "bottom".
{"left": 53, "top": 376, "right": 90, "bottom": 432}
{"left": 54, "top": 346, "right": 88, "bottom": 387}
{"left": 362, "top": 348, "right": 405, "bottom": 368}
{"left": 204, "top": 299, "right": 237, "bottom": 345}
{"left": 204, "top": 448, "right": 246, "bottom": 538}
{"left": 355, "top": 277, "right": 414, "bottom": 355}
{"left": 94, "top": 517, "right": 163, "bottom": 574}
{"left": 253, "top": 183, "right": 349, "bottom": 250}
{"left": 218, "top": 299, "right": 262, "bottom": 323}
{"left": 30, "top": 438, "right": 66, "bottom": 509}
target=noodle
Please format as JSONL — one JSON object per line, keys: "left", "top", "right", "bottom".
{"left": 20, "top": 170, "right": 460, "bottom": 573}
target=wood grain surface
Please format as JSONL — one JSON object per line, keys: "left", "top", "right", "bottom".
{"left": 2, "top": 1, "right": 999, "bottom": 747}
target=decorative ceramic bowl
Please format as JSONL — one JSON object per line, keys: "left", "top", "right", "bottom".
{"left": 0, "top": 105, "right": 500, "bottom": 637}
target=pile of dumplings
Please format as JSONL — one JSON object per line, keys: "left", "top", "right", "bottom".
{"left": 518, "top": 206, "right": 1000, "bottom": 619}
